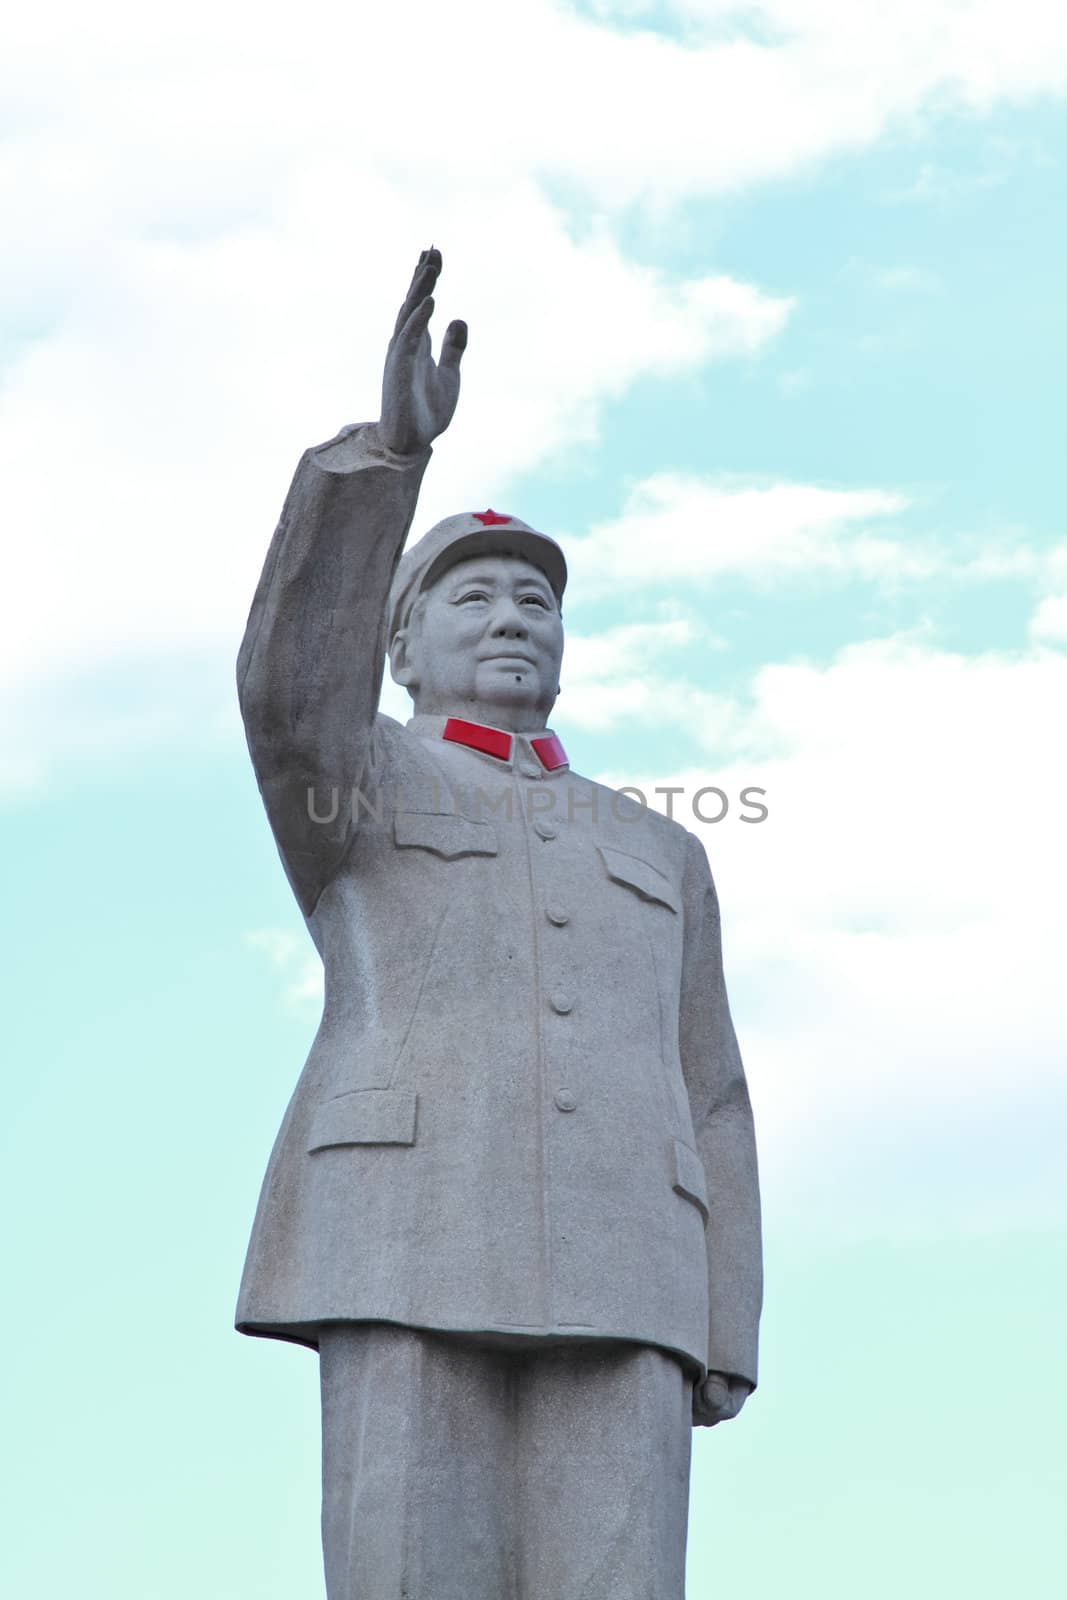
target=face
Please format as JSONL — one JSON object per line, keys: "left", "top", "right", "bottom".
{"left": 390, "top": 554, "right": 564, "bottom": 731}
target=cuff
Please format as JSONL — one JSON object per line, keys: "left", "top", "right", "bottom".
{"left": 311, "top": 422, "right": 432, "bottom": 475}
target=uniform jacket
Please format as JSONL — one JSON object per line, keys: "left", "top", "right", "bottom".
{"left": 235, "top": 423, "right": 763, "bottom": 1386}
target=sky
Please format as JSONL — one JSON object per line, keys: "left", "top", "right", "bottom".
{"left": 2, "top": 1, "right": 1066, "bottom": 1595}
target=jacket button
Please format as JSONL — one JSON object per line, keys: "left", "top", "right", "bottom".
{"left": 533, "top": 818, "right": 558, "bottom": 840}
{"left": 546, "top": 903, "right": 570, "bottom": 926}
{"left": 519, "top": 760, "right": 542, "bottom": 779}
{"left": 554, "top": 1089, "right": 577, "bottom": 1112}
{"left": 550, "top": 989, "right": 574, "bottom": 1015}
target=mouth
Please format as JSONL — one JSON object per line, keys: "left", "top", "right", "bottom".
{"left": 482, "top": 653, "right": 536, "bottom": 667}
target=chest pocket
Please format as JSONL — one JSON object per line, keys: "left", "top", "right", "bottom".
{"left": 394, "top": 810, "right": 499, "bottom": 860}
{"left": 598, "top": 845, "right": 680, "bottom": 914}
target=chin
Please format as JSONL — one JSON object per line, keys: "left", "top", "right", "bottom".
{"left": 480, "top": 695, "right": 541, "bottom": 723}
{"left": 471, "top": 683, "right": 553, "bottom": 729}
{"left": 476, "top": 669, "right": 539, "bottom": 705}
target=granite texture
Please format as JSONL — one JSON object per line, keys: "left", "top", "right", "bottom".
{"left": 236, "top": 249, "right": 763, "bottom": 1597}
{"left": 319, "top": 1325, "right": 692, "bottom": 1600}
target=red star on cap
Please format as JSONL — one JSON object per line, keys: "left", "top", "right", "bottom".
{"left": 472, "top": 508, "right": 512, "bottom": 526}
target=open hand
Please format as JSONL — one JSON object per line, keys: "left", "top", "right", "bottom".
{"left": 692, "top": 1371, "right": 752, "bottom": 1427}
{"left": 378, "top": 247, "right": 467, "bottom": 456}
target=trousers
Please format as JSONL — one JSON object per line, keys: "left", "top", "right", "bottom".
{"left": 318, "top": 1323, "right": 694, "bottom": 1600}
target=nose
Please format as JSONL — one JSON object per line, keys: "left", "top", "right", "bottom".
{"left": 488, "top": 596, "right": 529, "bottom": 639}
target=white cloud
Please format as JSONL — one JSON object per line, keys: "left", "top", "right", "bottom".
{"left": 600, "top": 633, "right": 1067, "bottom": 1233}
{"left": 5, "top": 1, "right": 1065, "bottom": 218}
{"left": 3, "top": 0, "right": 1065, "bottom": 778}
{"left": 0, "top": 197, "right": 790, "bottom": 699}
{"left": 0, "top": 651, "right": 240, "bottom": 801}
{"left": 554, "top": 615, "right": 747, "bottom": 739}
{"left": 887, "top": 160, "right": 1010, "bottom": 205}
{"left": 245, "top": 928, "right": 323, "bottom": 1012}
{"left": 563, "top": 476, "right": 1067, "bottom": 596}
{"left": 646, "top": 1, "right": 1067, "bottom": 111}
{"left": 565, "top": 473, "right": 917, "bottom": 592}
{"left": 1029, "top": 593, "right": 1067, "bottom": 643}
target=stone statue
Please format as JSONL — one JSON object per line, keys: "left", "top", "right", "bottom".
{"left": 236, "top": 248, "right": 762, "bottom": 1600}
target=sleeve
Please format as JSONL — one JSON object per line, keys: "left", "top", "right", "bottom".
{"left": 237, "top": 421, "right": 431, "bottom": 916}
{"left": 678, "top": 828, "right": 763, "bottom": 1388}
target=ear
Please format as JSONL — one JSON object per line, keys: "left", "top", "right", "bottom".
{"left": 388, "top": 628, "right": 418, "bottom": 690}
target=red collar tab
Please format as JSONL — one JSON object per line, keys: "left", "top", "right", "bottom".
{"left": 472, "top": 508, "right": 513, "bottom": 525}
{"left": 531, "top": 733, "right": 568, "bottom": 771}
{"left": 442, "top": 718, "right": 512, "bottom": 761}
{"left": 440, "top": 719, "right": 568, "bottom": 770}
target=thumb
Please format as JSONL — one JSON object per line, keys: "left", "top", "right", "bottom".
{"left": 439, "top": 319, "right": 468, "bottom": 372}
{"left": 702, "top": 1374, "right": 729, "bottom": 1409}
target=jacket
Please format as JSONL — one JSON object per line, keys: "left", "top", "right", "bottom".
{"left": 235, "top": 423, "right": 762, "bottom": 1384}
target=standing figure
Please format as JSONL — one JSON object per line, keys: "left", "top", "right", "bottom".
{"left": 236, "top": 248, "right": 762, "bottom": 1600}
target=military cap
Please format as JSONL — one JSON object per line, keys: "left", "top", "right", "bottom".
{"left": 387, "top": 508, "right": 567, "bottom": 643}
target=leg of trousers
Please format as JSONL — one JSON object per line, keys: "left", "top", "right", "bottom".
{"left": 318, "top": 1324, "right": 694, "bottom": 1600}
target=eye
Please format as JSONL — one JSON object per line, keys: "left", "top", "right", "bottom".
{"left": 456, "top": 590, "right": 490, "bottom": 604}
{"left": 519, "top": 594, "right": 550, "bottom": 609}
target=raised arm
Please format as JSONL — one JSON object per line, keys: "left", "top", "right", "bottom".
{"left": 678, "top": 830, "right": 764, "bottom": 1424}
{"left": 237, "top": 249, "right": 467, "bottom": 915}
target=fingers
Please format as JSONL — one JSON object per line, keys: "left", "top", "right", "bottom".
{"left": 721, "top": 1379, "right": 749, "bottom": 1420}
{"left": 439, "top": 318, "right": 468, "bottom": 372}
{"left": 393, "top": 247, "right": 442, "bottom": 338}
{"left": 692, "top": 1373, "right": 750, "bottom": 1427}
{"left": 390, "top": 294, "right": 436, "bottom": 364}
{"left": 703, "top": 1374, "right": 730, "bottom": 1411}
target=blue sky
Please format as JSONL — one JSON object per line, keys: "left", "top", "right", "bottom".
{"left": 2, "top": 3, "right": 1066, "bottom": 1596}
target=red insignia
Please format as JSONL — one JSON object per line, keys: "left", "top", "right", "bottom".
{"left": 443, "top": 718, "right": 513, "bottom": 761}
{"left": 531, "top": 734, "right": 568, "bottom": 771}
{"left": 472, "top": 509, "right": 513, "bottom": 526}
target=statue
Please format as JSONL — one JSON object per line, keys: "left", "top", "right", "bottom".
{"left": 236, "top": 248, "right": 763, "bottom": 1600}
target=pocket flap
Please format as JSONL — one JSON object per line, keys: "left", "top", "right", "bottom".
{"left": 308, "top": 1089, "right": 418, "bottom": 1151}
{"left": 598, "top": 845, "right": 679, "bottom": 914}
{"left": 671, "top": 1138, "right": 709, "bottom": 1222}
{"left": 394, "top": 811, "right": 498, "bottom": 859}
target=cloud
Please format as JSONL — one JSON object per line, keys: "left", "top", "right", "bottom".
{"left": 564, "top": 474, "right": 917, "bottom": 592}
{"left": 4, "top": 0, "right": 1065, "bottom": 779}
{"left": 0, "top": 201, "right": 790, "bottom": 701}
{"left": 596, "top": 631, "right": 1067, "bottom": 1233}
{"left": 1029, "top": 593, "right": 1067, "bottom": 643}
{"left": 245, "top": 928, "right": 323, "bottom": 1012}
{"left": 564, "top": 475, "right": 1067, "bottom": 596}
{"left": 5, "top": 1, "right": 1066, "bottom": 221}
{"left": 887, "top": 160, "right": 1010, "bottom": 205}
{"left": 641, "top": 1, "right": 1067, "bottom": 112}
{"left": 4, "top": 3, "right": 1062, "bottom": 349}
{"left": 560, "top": 615, "right": 741, "bottom": 735}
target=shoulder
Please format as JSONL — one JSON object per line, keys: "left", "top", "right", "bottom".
{"left": 366, "top": 713, "right": 430, "bottom": 777}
